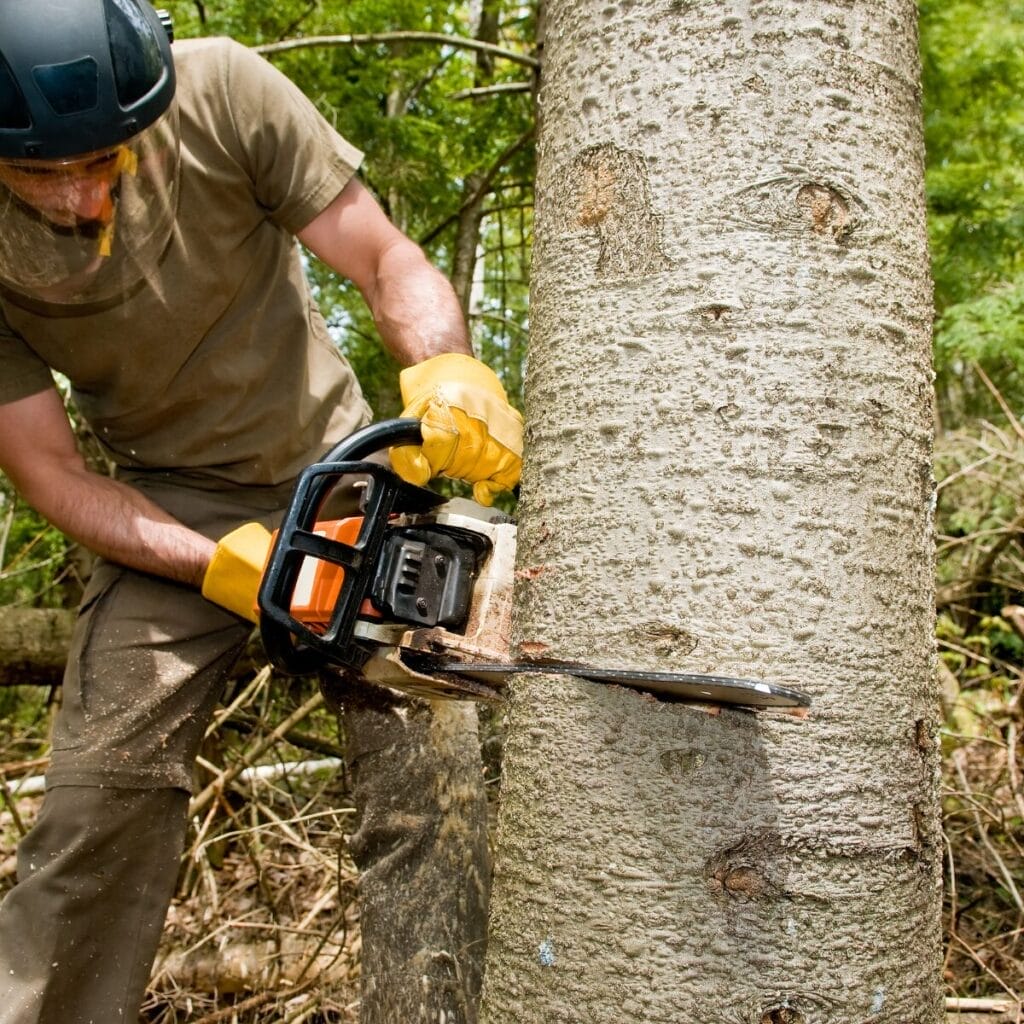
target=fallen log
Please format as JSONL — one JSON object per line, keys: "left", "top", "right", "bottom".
{"left": 0, "top": 607, "right": 74, "bottom": 687}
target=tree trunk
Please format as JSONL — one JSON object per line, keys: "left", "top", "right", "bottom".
{"left": 480, "top": 2, "right": 940, "bottom": 1022}
{"left": 339, "top": 692, "right": 492, "bottom": 1024}
{"left": 451, "top": 0, "right": 501, "bottom": 315}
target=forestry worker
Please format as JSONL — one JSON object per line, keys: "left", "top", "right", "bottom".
{"left": 0, "top": 1, "right": 519, "bottom": 1022}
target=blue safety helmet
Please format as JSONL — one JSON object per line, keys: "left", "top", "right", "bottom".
{"left": 0, "top": 1, "right": 179, "bottom": 305}
{"left": 0, "top": 0, "right": 175, "bottom": 161}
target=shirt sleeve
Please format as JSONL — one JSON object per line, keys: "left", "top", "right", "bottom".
{"left": 0, "top": 306, "right": 55, "bottom": 405}
{"left": 221, "top": 40, "right": 365, "bottom": 235}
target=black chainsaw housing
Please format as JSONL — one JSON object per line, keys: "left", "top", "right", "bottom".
{"left": 371, "top": 524, "right": 491, "bottom": 630}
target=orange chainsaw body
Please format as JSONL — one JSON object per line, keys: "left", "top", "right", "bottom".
{"left": 268, "top": 517, "right": 380, "bottom": 628}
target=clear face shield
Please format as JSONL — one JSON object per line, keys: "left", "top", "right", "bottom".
{"left": 0, "top": 104, "right": 180, "bottom": 307}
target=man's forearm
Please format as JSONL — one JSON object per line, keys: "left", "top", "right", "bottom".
{"left": 31, "top": 466, "right": 216, "bottom": 587}
{"left": 369, "top": 240, "right": 472, "bottom": 365}
{"left": 296, "top": 179, "right": 473, "bottom": 365}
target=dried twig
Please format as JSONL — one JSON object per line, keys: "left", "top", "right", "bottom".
{"left": 190, "top": 692, "right": 325, "bottom": 818}
{"left": 951, "top": 933, "right": 1023, "bottom": 1005}
{"left": 945, "top": 995, "right": 1020, "bottom": 1013}
{"left": 1007, "top": 722, "right": 1024, "bottom": 825}
{"left": 190, "top": 976, "right": 320, "bottom": 1024}
{"left": 0, "top": 775, "right": 26, "bottom": 838}
{"left": 253, "top": 32, "right": 540, "bottom": 70}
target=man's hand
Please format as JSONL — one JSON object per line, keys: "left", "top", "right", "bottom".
{"left": 389, "top": 353, "right": 523, "bottom": 505}
{"left": 298, "top": 181, "right": 522, "bottom": 502}
{"left": 201, "top": 522, "right": 273, "bottom": 623}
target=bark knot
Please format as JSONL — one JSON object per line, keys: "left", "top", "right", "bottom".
{"left": 761, "top": 1010, "right": 805, "bottom": 1024}
{"left": 627, "top": 622, "right": 698, "bottom": 658}
{"left": 796, "top": 183, "right": 850, "bottom": 239}
{"left": 571, "top": 144, "right": 669, "bottom": 279}
{"left": 659, "top": 747, "right": 705, "bottom": 782}
{"left": 705, "top": 830, "right": 784, "bottom": 902}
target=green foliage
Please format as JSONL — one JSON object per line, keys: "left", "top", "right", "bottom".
{"left": 0, "top": 683, "right": 53, "bottom": 760}
{"left": 0, "top": 482, "right": 75, "bottom": 608}
{"left": 920, "top": 0, "right": 1024, "bottom": 422}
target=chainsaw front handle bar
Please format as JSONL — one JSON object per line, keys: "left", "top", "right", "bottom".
{"left": 321, "top": 417, "right": 423, "bottom": 463}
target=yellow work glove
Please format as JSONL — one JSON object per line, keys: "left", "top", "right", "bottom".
{"left": 201, "top": 522, "right": 273, "bottom": 623}
{"left": 389, "top": 353, "right": 523, "bottom": 506}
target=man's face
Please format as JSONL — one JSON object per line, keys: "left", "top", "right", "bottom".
{"left": 0, "top": 148, "right": 125, "bottom": 229}
{"left": 0, "top": 109, "right": 179, "bottom": 305}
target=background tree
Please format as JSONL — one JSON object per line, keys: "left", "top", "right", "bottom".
{"left": 479, "top": 1, "right": 942, "bottom": 1021}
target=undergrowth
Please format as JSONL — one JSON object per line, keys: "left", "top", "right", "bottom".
{"left": 935, "top": 407, "right": 1024, "bottom": 1005}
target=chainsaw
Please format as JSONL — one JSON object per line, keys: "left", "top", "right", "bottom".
{"left": 257, "top": 419, "right": 810, "bottom": 712}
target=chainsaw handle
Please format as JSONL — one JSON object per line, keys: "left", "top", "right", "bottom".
{"left": 321, "top": 417, "right": 422, "bottom": 463}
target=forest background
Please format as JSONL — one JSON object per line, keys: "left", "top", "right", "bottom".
{"left": 0, "top": 1, "right": 1022, "bottom": 1020}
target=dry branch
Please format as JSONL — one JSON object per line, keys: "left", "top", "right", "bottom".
{"left": 946, "top": 997, "right": 1019, "bottom": 1013}
{"left": 253, "top": 32, "right": 539, "bottom": 70}
{"left": 450, "top": 81, "right": 532, "bottom": 100}
{"left": 189, "top": 692, "right": 325, "bottom": 818}
{"left": 420, "top": 127, "right": 535, "bottom": 247}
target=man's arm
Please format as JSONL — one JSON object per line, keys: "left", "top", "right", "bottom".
{"left": 0, "top": 387, "right": 215, "bottom": 586}
{"left": 296, "top": 178, "right": 472, "bottom": 364}
{"left": 298, "top": 176, "right": 523, "bottom": 505}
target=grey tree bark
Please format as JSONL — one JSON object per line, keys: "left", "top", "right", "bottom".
{"left": 480, "top": 2, "right": 940, "bottom": 1023}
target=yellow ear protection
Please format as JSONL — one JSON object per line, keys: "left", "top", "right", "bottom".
{"left": 96, "top": 145, "right": 139, "bottom": 257}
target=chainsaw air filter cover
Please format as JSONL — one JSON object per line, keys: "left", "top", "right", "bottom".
{"left": 371, "top": 525, "right": 492, "bottom": 630}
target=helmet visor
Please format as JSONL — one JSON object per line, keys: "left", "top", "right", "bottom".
{"left": 0, "top": 104, "right": 179, "bottom": 306}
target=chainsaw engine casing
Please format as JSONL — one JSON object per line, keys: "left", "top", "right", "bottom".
{"left": 360, "top": 501, "right": 520, "bottom": 663}
{"left": 371, "top": 520, "right": 492, "bottom": 631}
{"left": 256, "top": 421, "right": 515, "bottom": 698}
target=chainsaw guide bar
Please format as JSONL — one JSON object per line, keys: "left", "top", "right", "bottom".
{"left": 416, "top": 660, "right": 811, "bottom": 709}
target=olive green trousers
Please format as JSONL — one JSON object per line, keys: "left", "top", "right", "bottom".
{"left": 0, "top": 479, "right": 490, "bottom": 1024}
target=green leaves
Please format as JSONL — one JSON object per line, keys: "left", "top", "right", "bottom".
{"left": 921, "top": 0, "right": 1024, "bottom": 421}
{"left": 0, "top": 482, "right": 76, "bottom": 608}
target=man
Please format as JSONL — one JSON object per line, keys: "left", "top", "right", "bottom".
{"left": 0, "top": 2, "right": 520, "bottom": 1022}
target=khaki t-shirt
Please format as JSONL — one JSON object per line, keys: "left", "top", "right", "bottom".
{"left": 0, "top": 37, "right": 372, "bottom": 488}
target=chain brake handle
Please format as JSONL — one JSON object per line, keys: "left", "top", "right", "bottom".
{"left": 258, "top": 419, "right": 442, "bottom": 676}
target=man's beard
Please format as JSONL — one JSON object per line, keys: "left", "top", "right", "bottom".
{"left": 6, "top": 186, "right": 117, "bottom": 237}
